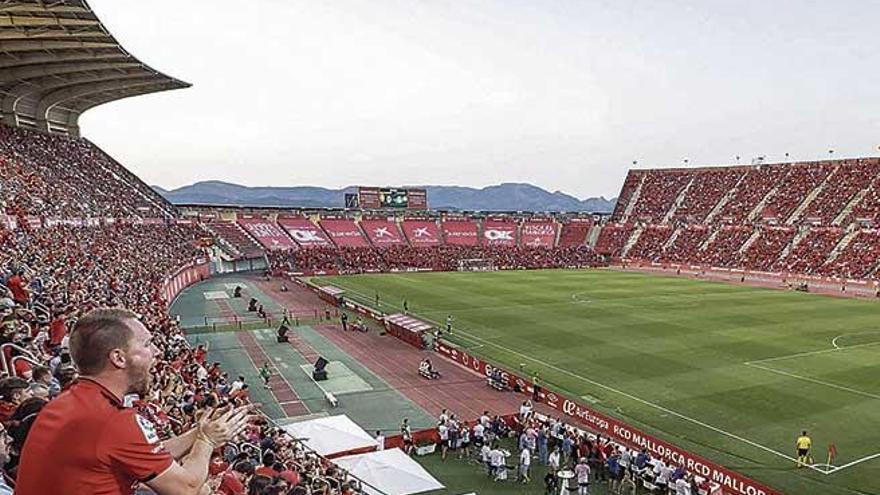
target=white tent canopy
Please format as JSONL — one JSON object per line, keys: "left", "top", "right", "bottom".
{"left": 334, "top": 448, "right": 445, "bottom": 495}
{"left": 282, "top": 415, "right": 376, "bottom": 457}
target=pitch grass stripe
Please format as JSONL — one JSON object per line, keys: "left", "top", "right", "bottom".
{"left": 334, "top": 282, "right": 827, "bottom": 474}
{"left": 745, "top": 362, "right": 880, "bottom": 401}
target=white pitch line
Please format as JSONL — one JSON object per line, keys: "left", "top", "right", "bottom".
{"left": 745, "top": 340, "right": 880, "bottom": 365}
{"left": 335, "top": 283, "right": 821, "bottom": 472}
{"left": 826, "top": 451, "right": 880, "bottom": 474}
{"left": 746, "top": 362, "right": 880, "bottom": 401}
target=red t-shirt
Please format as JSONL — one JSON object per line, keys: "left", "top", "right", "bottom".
{"left": 254, "top": 465, "right": 279, "bottom": 478}
{"left": 218, "top": 471, "right": 246, "bottom": 495}
{"left": 16, "top": 378, "right": 174, "bottom": 495}
{"left": 49, "top": 317, "right": 67, "bottom": 346}
{"left": 6, "top": 275, "right": 27, "bottom": 304}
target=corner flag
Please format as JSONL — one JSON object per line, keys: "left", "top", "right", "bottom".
{"left": 827, "top": 444, "right": 837, "bottom": 466}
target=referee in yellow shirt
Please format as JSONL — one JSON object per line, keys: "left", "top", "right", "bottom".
{"left": 796, "top": 431, "right": 813, "bottom": 468}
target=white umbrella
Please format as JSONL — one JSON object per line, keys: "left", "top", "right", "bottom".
{"left": 334, "top": 448, "right": 445, "bottom": 495}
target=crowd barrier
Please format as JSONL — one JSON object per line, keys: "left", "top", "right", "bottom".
{"left": 161, "top": 259, "right": 211, "bottom": 304}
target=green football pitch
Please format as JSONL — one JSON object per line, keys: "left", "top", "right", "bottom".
{"left": 315, "top": 269, "right": 880, "bottom": 495}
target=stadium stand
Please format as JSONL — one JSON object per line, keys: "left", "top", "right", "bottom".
{"left": 772, "top": 227, "right": 845, "bottom": 274}
{"left": 626, "top": 224, "right": 673, "bottom": 261}
{"left": 320, "top": 218, "right": 370, "bottom": 247}
{"left": 441, "top": 218, "right": 480, "bottom": 246}
{"left": 519, "top": 219, "right": 559, "bottom": 247}
{"left": 401, "top": 219, "right": 443, "bottom": 246}
{"left": 593, "top": 223, "right": 634, "bottom": 257}
{"left": 204, "top": 220, "right": 266, "bottom": 258}
{"left": 628, "top": 170, "right": 692, "bottom": 223}
{"left": 482, "top": 218, "right": 518, "bottom": 246}
{"left": 360, "top": 218, "right": 406, "bottom": 246}
{"left": 819, "top": 229, "right": 880, "bottom": 279}
{"left": 740, "top": 227, "right": 797, "bottom": 271}
{"left": 601, "top": 157, "right": 880, "bottom": 285}
{"left": 238, "top": 217, "right": 298, "bottom": 251}
{"left": 277, "top": 216, "right": 334, "bottom": 248}
{"left": 557, "top": 219, "right": 591, "bottom": 247}
{"left": 0, "top": 126, "right": 175, "bottom": 219}
{"left": 801, "top": 159, "right": 880, "bottom": 225}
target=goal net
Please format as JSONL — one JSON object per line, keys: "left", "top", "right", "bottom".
{"left": 458, "top": 258, "right": 495, "bottom": 272}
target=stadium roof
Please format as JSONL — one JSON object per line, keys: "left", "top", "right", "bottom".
{"left": 0, "top": 0, "right": 190, "bottom": 137}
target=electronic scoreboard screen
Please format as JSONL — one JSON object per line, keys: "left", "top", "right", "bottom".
{"left": 379, "top": 189, "right": 409, "bottom": 208}
{"left": 356, "top": 187, "right": 427, "bottom": 210}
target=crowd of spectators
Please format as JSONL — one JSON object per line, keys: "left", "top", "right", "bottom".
{"left": 801, "top": 159, "right": 879, "bottom": 224}
{"left": 739, "top": 228, "right": 797, "bottom": 272}
{"left": 671, "top": 169, "right": 745, "bottom": 224}
{"left": 0, "top": 126, "right": 173, "bottom": 219}
{"left": 270, "top": 245, "right": 603, "bottom": 275}
{"left": 557, "top": 221, "right": 592, "bottom": 247}
{"left": 594, "top": 224, "right": 635, "bottom": 258}
{"left": 628, "top": 171, "right": 692, "bottom": 223}
{"left": 0, "top": 219, "right": 367, "bottom": 494}
{"left": 759, "top": 163, "right": 830, "bottom": 223}
{"left": 427, "top": 404, "right": 709, "bottom": 495}
{"left": 599, "top": 158, "right": 880, "bottom": 280}
{"left": 771, "top": 228, "right": 844, "bottom": 275}
{"left": 206, "top": 221, "right": 266, "bottom": 259}
{"left": 625, "top": 225, "right": 673, "bottom": 261}
{"left": 818, "top": 229, "right": 880, "bottom": 279}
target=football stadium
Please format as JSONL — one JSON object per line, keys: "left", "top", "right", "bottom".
{"left": 2, "top": 2, "right": 879, "bottom": 495}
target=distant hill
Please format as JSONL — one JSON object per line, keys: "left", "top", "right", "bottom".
{"left": 154, "top": 181, "right": 616, "bottom": 213}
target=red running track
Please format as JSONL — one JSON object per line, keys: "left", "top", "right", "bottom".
{"left": 236, "top": 331, "right": 310, "bottom": 417}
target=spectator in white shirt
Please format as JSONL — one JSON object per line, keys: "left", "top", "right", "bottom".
{"left": 480, "top": 444, "right": 492, "bottom": 475}
{"left": 375, "top": 430, "right": 385, "bottom": 451}
{"left": 675, "top": 475, "right": 692, "bottom": 495}
{"left": 472, "top": 422, "right": 485, "bottom": 446}
{"left": 574, "top": 457, "right": 591, "bottom": 495}
{"left": 548, "top": 447, "right": 561, "bottom": 471}
{"left": 518, "top": 447, "right": 531, "bottom": 483}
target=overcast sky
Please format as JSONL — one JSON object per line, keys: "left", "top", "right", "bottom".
{"left": 81, "top": 0, "right": 880, "bottom": 199}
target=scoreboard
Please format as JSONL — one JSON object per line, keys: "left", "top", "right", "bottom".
{"left": 356, "top": 187, "right": 427, "bottom": 210}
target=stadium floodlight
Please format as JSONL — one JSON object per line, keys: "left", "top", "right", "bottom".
{"left": 735, "top": 155, "right": 741, "bottom": 163}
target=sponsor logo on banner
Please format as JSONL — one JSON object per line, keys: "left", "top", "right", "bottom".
{"left": 374, "top": 227, "right": 392, "bottom": 237}
{"left": 412, "top": 227, "right": 432, "bottom": 237}
{"left": 546, "top": 392, "right": 559, "bottom": 408}
{"left": 290, "top": 229, "right": 326, "bottom": 243}
{"left": 484, "top": 229, "right": 514, "bottom": 241}
{"left": 523, "top": 224, "right": 555, "bottom": 235}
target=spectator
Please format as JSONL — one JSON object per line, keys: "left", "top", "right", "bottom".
{"left": 0, "top": 377, "right": 31, "bottom": 424}
{"left": 16, "top": 308, "right": 254, "bottom": 495}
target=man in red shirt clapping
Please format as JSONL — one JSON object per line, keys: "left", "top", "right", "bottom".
{"left": 16, "top": 308, "right": 256, "bottom": 495}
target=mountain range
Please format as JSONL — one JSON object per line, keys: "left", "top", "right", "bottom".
{"left": 153, "top": 181, "right": 616, "bottom": 213}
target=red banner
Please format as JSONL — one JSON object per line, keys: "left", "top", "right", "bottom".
{"left": 278, "top": 217, "right": 333, "bottom": 248}
{"left": 401, "top": 220, "right": 442, "bottom": 246}
{"left": 482, "top": 219, "right": 518, "bottom": 246}
{"left": 442, "top": 220, "right": 479, "bottom": 246}
{"left": 237, "top": 218, "right": 297, "bottom": 251}
{"left": 320, "top": 219, "right": 369, "bottom": 247}
{"left": 434, "top": 343, "right": 781, "bottom": 495}
{"left": 360, "top": 219, "right": 405, "bottom": 246}
{"left": 520, "top": 221, "right": 558, "bottom": 247}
